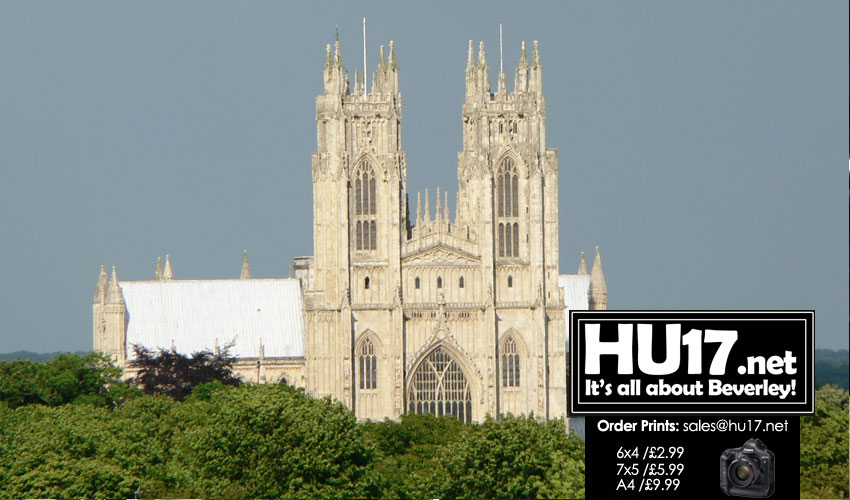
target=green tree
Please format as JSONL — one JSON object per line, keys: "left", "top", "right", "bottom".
{"left": 0, "top": 352, "right": 137, "bottom": 408}
{"left": 166, "top": 383, "right": 380, "bottom": 498}
{"left": 445, "top": 415, "right": 585, "bottom": 499}
{"left": 362, "top": 413, "right": 467, "bottom": 498}
{"left": 800, "top": 384, "right": 849, "bottom": 499}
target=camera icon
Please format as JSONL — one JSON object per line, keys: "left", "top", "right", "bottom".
{"left": 720, "top": 438, "right": 775, "bottom": 498}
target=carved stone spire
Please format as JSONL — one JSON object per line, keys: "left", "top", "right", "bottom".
{"left": 577, "top": 251, "right": 588, "bottom": 275}
{"left": 424, "top": 188, "right": 430, "bottom": 223}
{"left": 436, "top": 187, "right": 442, "bottom": 221}
{"left": 466, "top": 40, "right": 474, "bottom": 71}
{"left": 163, "top": 254, "right": 174, "bottom": 280}
{"left": 532, "top": 40, "right": 540, "bottom": 67}
{"left": 416, "top": 191, "right": 422, "bottom": 226}
{"left": 106, "top": 266, "right": 124, "bottom": 305}
{"left": 389, "top": 40, "right": 397, "bottom": 69}
{"left": 241, "top": 250, "right": 252, "bottom": 279}
{"left": 325, "top": 43, "right": 332, "bottom": 70}
{"left": 515, "top": 41, "right": 529, "bottom": 93}
{"left": 154, "top": 256, "right": 163, "bottom": 281}
{"left": 444, "top": 189, "right": 449, "bottom": 221}
{"left": 379, "top": 45, "right": 386, "bottom": 70}
{"left": 334, "top": 39, "right": 342, "bottom": 67}
{"left": 478, "top": 41, "right": 487, "bottom": 68}
{"left": 519, "top": 40, "right": 528, "bottom": 68}
{"left": 93, "top": 265, "right": 107, "bottom": 304}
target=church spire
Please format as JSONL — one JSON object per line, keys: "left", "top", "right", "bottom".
{"left": 577, "top": 251, "right": 588, "bottom": 275}
{"left": 444, "top": 190, "right": 449, "bottom": 221}
{"left": 436, "top": 187, "right": 442, "bottom": 221}
{"left": 154, "top": 256, "right": 163, "bottom": 280}
{"left": 93, "top": 265, "right": 107, "bottom": 304}
{"left": 106, "top": 266, "right": 124, "bottom": 305}
{"left": 240, "top": 250, "right": 252, "bottom": 279}
{"left": 424, "top": 188, "right": 431, "bottom": 223}
{"left": 163, "top": 254, "right": 174, "bottom": 280}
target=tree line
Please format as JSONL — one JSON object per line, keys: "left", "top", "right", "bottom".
{"left": 0, "top": 350, "right": 846, "bottom": 498}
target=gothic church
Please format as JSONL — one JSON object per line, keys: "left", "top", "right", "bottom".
{"left": 93, "top": 38, "right": 608, "bottom": 424}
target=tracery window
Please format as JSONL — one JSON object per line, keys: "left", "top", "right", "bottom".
{"left": 501, "top": 335, "right": 520, "bottom": 387}
{"left": 407, "top": 346, "right": 472, "bottom": 423}
{"left": 354, "top": 164, "right": 377, "bottom": 251}
{"left": 359, "top": 337, "right": 377, "bottom": 389}
{"left": 496, "top": 158, "right": 520, "bottom": 257}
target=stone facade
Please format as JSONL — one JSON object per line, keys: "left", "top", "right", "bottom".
{"left": 93, "top": 38, "right": 608, "bottom": 424}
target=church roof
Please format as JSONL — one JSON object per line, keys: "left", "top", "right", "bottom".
{"left": 119, "top": 278, "right": 305, "bottom": 360}
{"left": 560, "top": 274, "right": 591, "bottom": 350}
{"left": 559, "top": 274, "right": 590, "bottom": 311}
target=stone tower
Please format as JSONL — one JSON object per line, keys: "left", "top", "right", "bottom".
{"left": 305, "top": 39, "right": 407, "bottom": 414}
{"left": 93, "top": 266, "right": 127, "bottom": 363}
{"left": 454, "top": 40, "right": 566, "bottom": 418}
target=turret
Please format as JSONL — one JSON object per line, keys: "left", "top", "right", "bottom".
{"left": 102, "top": 266, "right": 127, "bottom": 363}
{"left": 589, "top": 246, "right": 608, "bottom": 310}
{"left": 323, "top": 41, "right": 348, "bottom": 95}
{"left": 241, "top": 250, "right": 252, "bottom": 279}
{"left": 163, "top": 254, "right": 174, "bottom": 280}
{"left": 577, "top": 251, "right": 588, "bottom": 275}
{"left": 92, "top": 265, "right": 108, "bottom": 354}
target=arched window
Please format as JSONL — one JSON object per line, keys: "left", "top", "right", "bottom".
{"left": 437, "top": 276, "right": 443, "bottom": 288}
{"left": 502, "top": 336, "right": 520, "bottom": 387}
{"left": 364, "top": 277, "right": 370, "bottom": 289}
{"left": 407, "top": 346, "right": 472, "bottom": 423}
{"left": 415, "top": 276, "right": 420, "bottom": 289}
{"left": 353, "top": 163, "right": 377, "bottom": 250}
{"left": 459, "top": 276, "right": 464, "bottom": 288}
{"left": 507, "top": 275, "right": 513, "bottom": 288}
{"left": 359, "top": 337, "right": 377, "bottom": 389}
{"left": 496, "top": 158, "right": 520, "bottom": 257}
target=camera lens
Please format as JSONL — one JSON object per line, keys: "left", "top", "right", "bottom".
{"left": 729, "top": 459, "right": 757, "bottom": 487}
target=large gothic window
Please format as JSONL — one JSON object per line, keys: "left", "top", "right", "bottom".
{"left": 496, "top": 158, "right": 520, "bottom": 257}
{"left": 359, "top": 337, "right": 377, "bottom": 389}
{"left": 354, "top": 164, "right": 377, "bottom": 250}
{"left": 407, "top": 346, "right": 472, "bottom": 423}
{"left": 501, "top": 335, "right": 520, "bottom": 387}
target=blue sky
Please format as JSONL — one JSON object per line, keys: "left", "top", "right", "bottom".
{"left": 0, "top": 1, "right": 847, "bottom": 351}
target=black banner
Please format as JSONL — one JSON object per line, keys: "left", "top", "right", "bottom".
{"left": 585, "top": 416, "right": 800, "bottom": 499}
{"left": 569, "top": 311, "right": 814, "bottom": 415}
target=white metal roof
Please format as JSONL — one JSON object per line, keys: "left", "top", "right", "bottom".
{"left": 559, "top": 274, "right": 590, "bottom": 311}
{"left": 120, "top": 279, "right": 305, "bottom": 359}
{"left": 559, "top": 274, "right": 591, "bottom": 349}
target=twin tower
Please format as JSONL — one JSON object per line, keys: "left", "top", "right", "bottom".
{"left": 299, "top": 37, "right": 604, "bottom": 423}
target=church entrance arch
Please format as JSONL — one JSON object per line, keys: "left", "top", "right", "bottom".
{"left": 407, "top": 345, "right": 473, "bottom": 423}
